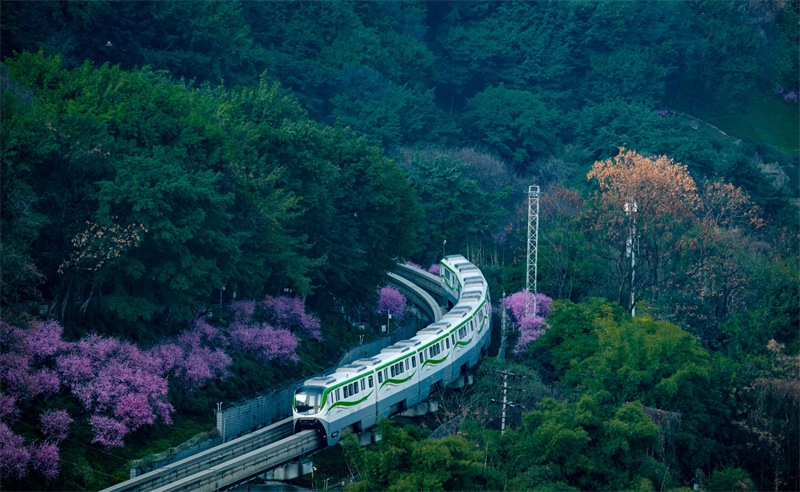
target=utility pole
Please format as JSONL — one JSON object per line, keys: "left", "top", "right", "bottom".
{"left": 498, "top": 292, "right": 507, "bottom": 360}
{"left": 491, "top": 371, "right": 525, "bottom": 434}
{"left": 526, "top": 186, "right": 540, "bottom": 318}
{"left": 625, "top": 200, "right": 637, "bottom": 317}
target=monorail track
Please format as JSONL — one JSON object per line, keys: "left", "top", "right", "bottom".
{"left": 101, "top": 419, "right": 297, "bottom": 492}
{"left": 102, "top": 263, "right": 445, "bottom": 492}
{"left": 149, "top": 430, "right": 322, "bottom": 492}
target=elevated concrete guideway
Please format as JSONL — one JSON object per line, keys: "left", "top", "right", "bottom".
{"left": 387, "top": 271, "right": 443, "bottom": 323}
{"left": 101, "top": 419, "right": 297, "bottom": 492}
{"left": 100, "top": 262, "right": 451, "bottom": 492}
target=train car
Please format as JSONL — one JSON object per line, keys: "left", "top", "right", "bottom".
{"left": 293, "top": 254, "right": 491, "bottom": 446}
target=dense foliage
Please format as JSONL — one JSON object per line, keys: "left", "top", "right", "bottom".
{"left": 1, "top": 1, "right": 797, "bottom": 490}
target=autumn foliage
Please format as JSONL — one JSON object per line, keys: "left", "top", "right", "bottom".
{"left": 585, "top": 148, "right": 765, "bottom": 333}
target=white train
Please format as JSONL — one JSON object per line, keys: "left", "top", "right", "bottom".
{"left": 292, "top": 254, "right": 492, "bottom": 446}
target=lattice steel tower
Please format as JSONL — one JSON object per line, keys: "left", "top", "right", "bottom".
{"left": 525, "top": 185, "right": 540, "bottom": 318}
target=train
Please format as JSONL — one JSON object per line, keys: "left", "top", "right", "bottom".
{"left": 292, "top": 254, "right": 492, "bottom": 446}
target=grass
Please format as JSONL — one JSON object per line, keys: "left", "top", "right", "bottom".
{"left": 675, "top": 92, "right": 800, "bottom": 155}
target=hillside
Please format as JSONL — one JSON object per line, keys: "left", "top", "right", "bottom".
{"left": 1, "top": 1, "right": 797, "bottom": 490}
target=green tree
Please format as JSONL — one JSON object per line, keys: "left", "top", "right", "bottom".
{"left": 342, "top": 419, "right": 500, "bottom": 491}
{"left": 460, "top": 85, "right": 559, "bottom": 172}
{"left": 529, "top": 299, "right": 720, "bottom": 486}
{"left": 508, "top": 395, "right": 660, "bottom": 490}
{"left": 330, "top": 69, "right": 452, "bottom": 148}
{"left": 397, "top": 149, "right": 508, "bottom": 263}
{"left": 666, "top": 0, "right": 760, "bottom": 110}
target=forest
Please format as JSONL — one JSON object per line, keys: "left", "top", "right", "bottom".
{"left": 0, "top": 1, "right": 797, "bottom": 490}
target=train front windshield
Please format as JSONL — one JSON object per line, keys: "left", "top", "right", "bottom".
{"left": 294, "top": 386, "right": 324, "bottom": 415}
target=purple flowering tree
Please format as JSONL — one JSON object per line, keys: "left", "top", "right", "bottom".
{"left": 377, "top": 285, "right": 407, "bottom": 319}
{"left": 40, "top": 410, "right": 72, "bottom": 443}
{"left": 504, "top": 291, "right": 553, "bottom": 354}
{"left": 149, "top": 319, "right": 231, "bottom": 388}
{"left": 0, "top": 393, "right": 18, "bottom": 421}
{"left": 229, "top": 323, "right": 299, "bottom": 364}
{"left": 230, "top": 300, "right": 256, "bottom": 323}
{"left": 30, "top": 442, "right": 60, "bottom": 479}
{"left": 428, "top": 263, "right": 440, "bottom": 276}
{"left": 266, "top": 296, "right": 322, "bottom": 340}
{"left": 0, "top": 422, "right": 30, "bottom": 480}
{"left": 26, "top": 320, "right": 70, "bottom": 360}
{"left": 0, "top": 321, "right": 71, "bottom": 479}
{"left": 89, "top": 415, "right": 130, "bottom": 448}
{"left": 55, "top": 334, "right": 174, "bottom": 447}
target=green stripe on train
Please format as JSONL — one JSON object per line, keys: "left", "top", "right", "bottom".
{"left": 379, "top": 372, "right": 415, "bottom": 390}
{"left": 455, "top": 337, "right": 473, "bottom": 347}
{"left": 421, "top": 355, "right": 449, "bottom": 369}
{"left": 326, "top": 390, "right": 374, "bottom": 412}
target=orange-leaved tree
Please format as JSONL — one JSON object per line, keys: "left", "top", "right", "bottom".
{"left": 585, "top": 148, "right": 699, "bottom": 312}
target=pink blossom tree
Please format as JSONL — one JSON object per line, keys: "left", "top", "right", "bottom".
{"left": 428, "top": 263, "right": 440, "bottom": 276}
{"left": 503, "top": 291, "right": 553, "bottom": 354}
{"left": 229, "top": 323, "right": 299, "bottom": 364}
{"left": 0, "top": 422, "right": 30, "bottom": 480}
{"left": 377, "top": 285, "right": 407, "bottom": 319}
{"left": 40, "top": 410, "right": 72, "bottom": 443}
{"left": 0, "top": 393, "right": 18, "bottom": 421}
{"left": 265, "top": 296, "right": 322, "bottom": 340}
{"left": 149, "top": 319, "right": 231, "bottom": 388}
{"left": 56, "top": 333, "right": 174, "bottom": 447}
{"left": 229, "top": 300, "right": 256, "bottom": 323}
{"left": 30, "top": 442, "right": 60, "bottom": 479}
{"left": 0, "top": 320, "right": 71, "bottom": 479}
{"left": 89, "top": 415, "right": 129, "bottom": 448}
{"left": 26, "top": 320, "right": 70, "bottom": 361}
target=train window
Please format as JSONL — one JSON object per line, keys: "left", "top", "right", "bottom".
{"left": 294, "top": 387, "right": 324, "bottom": 415}
{"left": 405, "top": 359, "right": 409, "bottom": 370}
{"left": 399, "top": 362, "right": 404, "bottom": 373}
{"left": 361, "top": 379, "right": 365, "bottom": 391}
{"left": 384, "top": 368, "right": 388, "bottom": 380}
{"left": 378, "top": 372, "right": 383, "bottom": 384}
{"left": 368, "top": 375, "right": 374, "bottom": 388}
{"left": 445, "top": 338, "right": 450, "bottom": 349}
{"left": 353, "top": 382, "right": 359, "bottom": 394}
{"left": 343, "top": 386, "right": 349, "bottom": 398}
{"left": 411, "top": 356, "right": 417, "bottom": 368}
{"left": 390, "top": 365, "right": 395, "bottom": 377}
{"left": 451, "top": 335, "right": 455, "bottom": 345}
{"left": 336, "top": 389, "right": 340, "bottom": 400}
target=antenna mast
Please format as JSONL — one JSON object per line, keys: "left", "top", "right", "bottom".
{"left": 525, "top": 185, "right": 540, "bottom": 318}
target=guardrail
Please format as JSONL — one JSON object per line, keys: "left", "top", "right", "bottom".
{"left": 101, "top": 419, "right": 294, "bottom": 492}
{"left": 150, "top": 430, "right": 323, "bottom": 492}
